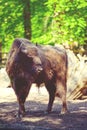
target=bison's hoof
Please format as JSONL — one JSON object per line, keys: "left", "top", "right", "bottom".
{"left": 15, "top": 111, "right": 25, "bottom": 119}
{"left": 44, "top": 110, "right": 51, "bottom": 114}
{"left": 44, "top": 111, "right": 48, "bottom": 115}
{"left": 60, "top": 110, "right": 69, "bottom": 115}
{"left": 16, "top": 114, "right": 22, "bottom": 120}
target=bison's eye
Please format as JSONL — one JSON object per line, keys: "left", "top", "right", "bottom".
{"left": 21, "top": 47, "right": 28, "bottom": 54}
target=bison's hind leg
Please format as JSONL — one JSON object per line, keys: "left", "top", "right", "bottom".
{"left": 56, "top": 81, "right": 68, "bottom": 114}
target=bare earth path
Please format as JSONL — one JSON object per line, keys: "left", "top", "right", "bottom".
{"left": 0, "top": 85, "right": 87, "bottom": 130}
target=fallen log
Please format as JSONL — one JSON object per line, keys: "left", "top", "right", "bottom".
{"left": 82, "top": 96, "right": 87, "bottom": 100}
{"left": 68, "top": 84, "right": 87, "bottom": 100}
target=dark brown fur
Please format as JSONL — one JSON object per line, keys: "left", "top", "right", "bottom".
{"left": 6, "top": 38, "right": 68, "bottom": 117}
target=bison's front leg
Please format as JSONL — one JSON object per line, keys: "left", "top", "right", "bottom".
{"left": 12, "top": 78, "right": 31, "bottom": 118}
{"left": 17, "top": 98, "right": 25, "bottom": 117}
{"left": 17, "top": 93, "right": 28, "bottom": 118}
{"left": 17, "top": 87, "right": 31, "bottom": 118}
{"left": 45, "top": 83, "right": 56, "bottom": 113}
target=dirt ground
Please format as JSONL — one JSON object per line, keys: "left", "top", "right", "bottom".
{"left": 0, "top": 83, "right": 87, "bottom": 130}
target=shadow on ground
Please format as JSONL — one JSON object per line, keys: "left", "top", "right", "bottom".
{"left": 0, "top": 99, "right": 87, "bottom": 130}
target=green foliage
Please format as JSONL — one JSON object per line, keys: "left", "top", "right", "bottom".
{"left": 0, "top": 0, "right": 24, "bottom": 51}
{"left": 45, "top": 0, "right": 87, "bottom": 45}
{"left": 31, "top": 0, "right": 52, "bottom": 44}
{"left": 0, "top": 0, "right": 87, "bottom": 52}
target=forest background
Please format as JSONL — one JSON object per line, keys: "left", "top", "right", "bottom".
{"left": 0, "top": 0, "right": 87, "bottom": 55}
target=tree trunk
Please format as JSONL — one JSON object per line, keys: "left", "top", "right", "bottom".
{"left": 23, "top": 0, "right": 31, "bottom": 40}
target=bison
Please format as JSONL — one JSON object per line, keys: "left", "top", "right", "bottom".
{"left": 6, "top": 38, "right": 68, "bottom": 118}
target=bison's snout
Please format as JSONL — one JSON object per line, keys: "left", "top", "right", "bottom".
{"left": 36, "top": 66, "right": 43, "bottom": 73}
{"left": 32, "top": 65, "right": 43, "bottom": 74}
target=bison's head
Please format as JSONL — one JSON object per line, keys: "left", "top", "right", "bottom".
{"left": 18, "top": 43, "right": 43, "bottom": 75}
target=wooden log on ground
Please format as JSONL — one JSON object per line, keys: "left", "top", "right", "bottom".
{"left": 68, "top": 86, "right": 87, "bottom": 100}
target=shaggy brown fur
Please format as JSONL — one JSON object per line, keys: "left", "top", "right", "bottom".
{"left": 6, "top": 38, "right": 68, "bottom": 117}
